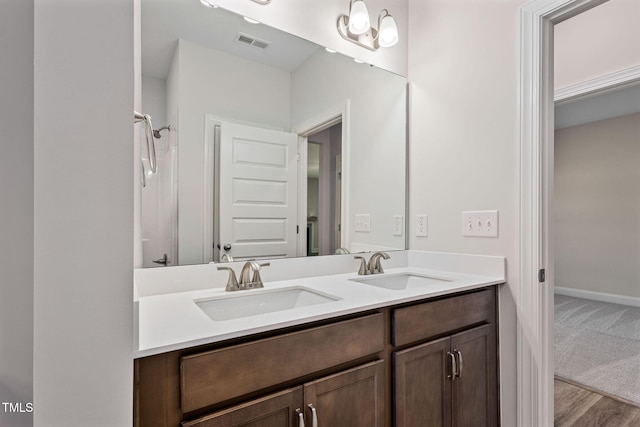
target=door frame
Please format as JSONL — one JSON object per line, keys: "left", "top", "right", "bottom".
{"left": 518, "top": 0, "right": 607, "bottom": 425}
{"left": 293, "top": 101, "right": 351, "bottom": 257}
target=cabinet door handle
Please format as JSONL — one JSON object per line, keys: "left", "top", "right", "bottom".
{"left": 296, "top": 408, "right": 305, "bottom": 427}
{"left": 454, "top": 350, "right": 463, "bottom": 378}
{"left": 308, "top": 404, "right": 318, "bottom": 427}
{"left": 447, "top": 351, "right": 457, "bottom": 381}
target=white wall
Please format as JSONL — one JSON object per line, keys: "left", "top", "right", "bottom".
{"left": 292, "top": 49, "right": 407, "bottom": 252}
{"left": 33, "top": 0, "right": 133, "bottom": 425}
{"left": 407, "top": 1, "right": 524, "bottom": 425}
{"left": 212, "top": 0, "right": 408, "bottom": 76}
{"left": 554, "top": 0, "right": 640, "bottom": 89}
{"left": 176, "top": 39, "right": 291, "bottom": 265}
{"left": 555, "top": 112, "right": 640, "bottom": 299}
{"left": 0, "top": 1, "right": 34, "bottom": 426}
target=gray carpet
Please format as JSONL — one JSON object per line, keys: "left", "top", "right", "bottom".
{"left": 555, "top": 294, "right": 640, "bottom": 406}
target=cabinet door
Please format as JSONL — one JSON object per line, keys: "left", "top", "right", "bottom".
{"left": 303, "top": 361, "right": 385, "bottom": 427}
{"left": 181, "top": 387, "right": 304, "bottom": 427}
{"left": 450, "top": 324, "right": 497, "bottom": 427}
{"left": 394, "top": 337, "right": 452, "bottom": 427}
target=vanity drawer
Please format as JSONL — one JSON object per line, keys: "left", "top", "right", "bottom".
{"left": 392, "top": 288, "right": 495, "bottom": 347}
{"left": 180, "top": 313, "right": 384, "bottom": 413}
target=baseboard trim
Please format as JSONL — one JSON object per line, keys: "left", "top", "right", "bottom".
{"left": 555, "top": 286, "right": 640, "bottom": 308}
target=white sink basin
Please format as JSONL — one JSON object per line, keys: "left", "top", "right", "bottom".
{"left": 350, "top": 273, "right": 452, "bottom": 291}
{"left": 195, "top": 287, "right": 341, "bottom": 321}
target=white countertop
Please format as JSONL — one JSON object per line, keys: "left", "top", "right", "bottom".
{"left": 135, "top": 255, "right": 504, "bottom": 358}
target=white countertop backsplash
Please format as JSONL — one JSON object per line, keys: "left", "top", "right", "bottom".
{"left": 134, "top": 250, "right": 505, "bottom": 358}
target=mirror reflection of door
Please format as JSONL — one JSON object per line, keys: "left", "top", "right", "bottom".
{"left": 306, "top": 123, "right": 342, "bottom": 256}
{"left": 217, "top": 121, "right": 298, "bottom": 261}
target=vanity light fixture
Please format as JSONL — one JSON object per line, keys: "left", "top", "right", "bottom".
{"left": 347, "top": 0, "right": 370, "bottom": 35}
{"left": 337, "top": 1, "right": 399, "bottom": 51}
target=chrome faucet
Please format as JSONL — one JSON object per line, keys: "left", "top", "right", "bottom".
{"left": 354, "top": 252, "right": 390, "bottom": 275}
{"left": 220, "top": 253, "right": 234, "bottom": 262}
{"left": 217, "top": 261, "right": 270, "bottom": 291}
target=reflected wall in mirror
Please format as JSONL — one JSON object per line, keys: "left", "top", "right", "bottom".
{"left": 140, "top": 0, "right": 407, "bottom": 267}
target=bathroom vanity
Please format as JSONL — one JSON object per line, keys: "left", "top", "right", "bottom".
{"left": 134, "top": 252, "right": 504, "bottom": 427}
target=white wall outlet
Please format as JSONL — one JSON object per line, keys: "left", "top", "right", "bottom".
{"left": 355, "top": 214, "right": 371, "bottom": 232}
{"left": 462, "top": 210, "right": 499, "bottom": 237}
{"left": 393, "top": 215, "right": 404, "bottom": 236}
{"left": 416, "top": 214, "right": 428, "bottom": 237}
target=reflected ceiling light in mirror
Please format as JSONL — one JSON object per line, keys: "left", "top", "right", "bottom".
{"left": 200, "top": 0, "right": 218, "bottom": 7}
{"left": 337, "top": 1, "right": 399, "bottom": 51}
{"left": 243, "top": 16, "right": 261, "bottom": 24}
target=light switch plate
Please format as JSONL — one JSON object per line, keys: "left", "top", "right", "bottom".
{"left": 355, "top": 214, "right": 371, "bottom": 232}
{"left": 416, "top": 215, "right": 428, "bottom": 237}
{"left": 393, "top": 215, "right": 404, "bottom": 236}
{"left": 462, "top": 210, "right": 498, "bottom": 237}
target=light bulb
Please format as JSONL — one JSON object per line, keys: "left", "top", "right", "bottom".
{"left": 348, "top": 0, "right": 370, "bottom": 35}
{"left": 378, "top": 14, "right": 398, "bottom": 47}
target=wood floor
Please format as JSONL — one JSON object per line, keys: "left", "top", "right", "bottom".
{"left": 555, "top": 377, "right": 640, "bottom": 427}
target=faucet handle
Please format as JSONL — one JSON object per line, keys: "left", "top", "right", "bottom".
{"left": 354, "top": 256, "right": 369, "bottom": 275}
{"left": 250, "top": 263, "right": 270, "bottom": 288}
{"left": 217, "top": 266, "right": 240, "bottom": 291}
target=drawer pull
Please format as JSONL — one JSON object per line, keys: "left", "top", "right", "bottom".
{"left": 447, "top": 351, "right": 457, "bottom": 381}
{"left": 454, "top": 350, "right": 463, "bottom": 378}
{"left": 296, "top": 408, "right": 305, "bottom": 427}
{"left": 308, "top": 404, "right": 318, "bottom": 427}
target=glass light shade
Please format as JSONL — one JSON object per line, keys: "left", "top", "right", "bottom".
{"left": 348, "top": 0, "right": 370, "bottom": 35}
{"left": 378, "top": 14, "right": 398, "bottom": 47}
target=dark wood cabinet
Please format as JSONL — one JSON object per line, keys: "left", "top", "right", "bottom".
{"left": 394, "top": 337, "right": 452, "bottom": 427}
{"left": 394, "top": 324, "right": 497, "bottom": 427}
{"left": 181, "top": 361, "right": 385, "bottom": 427}
{"left": 305, "top": 361, "right": 385, "bottom": 427}
{"left": 135, "top": 286, "right": 499, "bottom": 427}
{"left": 182, "top": 387, "right": 303, "bottom": 427}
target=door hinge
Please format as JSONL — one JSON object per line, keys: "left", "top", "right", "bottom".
{"left": 538, "top": 268, "right": 546, "bottom": 283}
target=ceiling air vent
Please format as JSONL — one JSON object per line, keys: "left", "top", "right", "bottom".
{"left": 235, "top": 32, "right": 271, "bottom": 50}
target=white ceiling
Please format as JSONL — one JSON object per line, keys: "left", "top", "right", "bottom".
{"left": 141, "top": 0, "right": 321, "bottom": 79}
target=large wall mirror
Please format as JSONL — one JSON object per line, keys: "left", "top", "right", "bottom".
{"left": 140, "top": 0, "right": 407, "bottom": 267}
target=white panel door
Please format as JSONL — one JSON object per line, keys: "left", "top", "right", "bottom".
{"left": 219, "top": 122, "right": 298, "bottom": 260}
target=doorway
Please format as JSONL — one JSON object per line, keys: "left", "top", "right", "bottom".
{"left": 519, "top": 0, "right": 640, "bottom": 424}
{"left": 306, "top": 123, "right": 343, "bottom": 256}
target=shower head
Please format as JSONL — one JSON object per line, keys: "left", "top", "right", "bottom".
{"left": 153, "top": 125, "right": 171, "bottom": 139}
